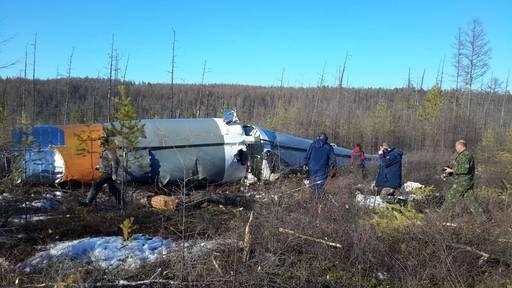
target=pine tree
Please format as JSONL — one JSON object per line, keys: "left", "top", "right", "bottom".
{"left": 105, "top": 86, "right": 145, "bottom": 210}
{"left": 367, "top": 100, "right": 394, "bottom": 147}
{"left": 417, "top": 85, "right": 444, "bottom": 148}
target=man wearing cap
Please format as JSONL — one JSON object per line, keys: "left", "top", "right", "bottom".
{"left": 303, "top": 132, "right": 336, "bottom": 196}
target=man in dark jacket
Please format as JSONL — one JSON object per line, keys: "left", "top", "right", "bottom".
{"left": 303, "top": 133, "right": 336, "bottom": 196}
{"left": 375, "top": 142, "right": 403, "bottom": 202}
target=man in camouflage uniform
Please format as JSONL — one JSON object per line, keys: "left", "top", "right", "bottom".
{"left": 441, "top": 140, "right": 484, "bottom": 221}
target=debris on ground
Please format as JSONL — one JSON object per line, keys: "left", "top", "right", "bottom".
{"left": 20, "top": 190, "right": 66, "bottom": 209}
{"left": 21, "top": 198, "right": 62, "bottom": 209}
{"left": 354, "top": 181, "right": 425, "bottom": 208}
{"left": 19, "top": 235, "right": 242, "bottom": 273}
{"left": 401, "top": 181, "right": 425, "bottom": 193}
{"left": 355, "top": 192, "right": 387, "bottom": 208}
{"left": 9, "top": 214, "right": 71, "bottom": 224}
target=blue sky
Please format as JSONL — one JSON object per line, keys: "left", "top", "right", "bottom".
{"left": 0, "top": 0, "right": 511, "bottom": 88}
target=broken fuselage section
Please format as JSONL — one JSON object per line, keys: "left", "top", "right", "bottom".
{"left": 12, "top": 115, "right": 371, "bottom": 185}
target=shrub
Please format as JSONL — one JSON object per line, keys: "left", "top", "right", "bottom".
{"left": 371, "top": 204, "right": 422, "bottom": 239}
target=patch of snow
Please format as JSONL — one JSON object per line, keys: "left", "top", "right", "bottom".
{"left": 355, "top": 192, "right": 387, "bottom": 208}
{"left": 402, "top": 181, "right": 424, "bottom": 193}
{"left": 21, "top": 198, "right": 62, "bottom": 209}
{"left": 21, "top": 235, "right": 173, "bottom": 272}
{"left": 20, "top": 235, "right": 242, "bottom": 273}
{"left": 9, "top": 214, "right": 70, "bottom": 224}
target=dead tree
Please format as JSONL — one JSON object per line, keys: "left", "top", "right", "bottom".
{"left": 419, "top": 69, "right": 426, "bottom": 90}
{"left": 500, "top": 70, "right": 510, "bottom": 128}
{"left": 0, "top": 34, "right": 16, "bottom": 69}
{"left": 462, "top": 18, "right": 491, "bottom": 115}
{"left": 169, "top": 29, "right": 176, "bottom": 118}
{"left": 107, "top": 34, "right": 115, "bottom": 122}
{"left": 21, "top": 44, "right": 28, "bottom": 117}
{"left": 196, "top": 60, "right": 208, "bottom": 117}
{"left": 63, "top": 47, "right": 75, "bottom": 124}
{"left": 439, "top": 56, "right": 445, "bottom": 89}
{"left": 280, "top": 67, "right": 286, "bottom": 88}
{"left": 31, "top": 33, "right": 37, "bottom": 121}
{"left": 452, "top": 27, "right": 464, "bottom": 91}
{"left": 407, "top": 67, "right": 412, "bottom": 89}
{"left": 311, "top": 63, "right": 326, "bottom": 129}
{"left": 123, "top": 55, "right": 130, "bottom": 82}
{"left": 338, "top": 51, "right": 349, "bottom": 90}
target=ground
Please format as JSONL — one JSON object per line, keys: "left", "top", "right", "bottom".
{"left": 0, "top": 157, "right": 511, "bottom": 287}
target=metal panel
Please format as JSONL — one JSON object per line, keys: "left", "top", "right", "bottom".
{"left": 12, "top": 125, "right": 64, "bottom": 150}
{"left": 54, "top": 124, "right": 103, "bottom": 183}
{"left": 253, "top": 126, "right": 353, "bottom": 168}
{"left": 116, "top": 119, "right": 228, "bottom": 185}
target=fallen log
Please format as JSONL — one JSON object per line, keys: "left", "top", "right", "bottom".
{"left": 139, "top": 192, "right": 254, "bottom": 211}
{"left": 278, "top": 227, "right": 342, "bottom": 248}
{"left": 449, "top": 243, "right": 511, "bottom": 266}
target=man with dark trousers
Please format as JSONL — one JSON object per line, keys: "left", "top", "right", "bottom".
{"left": 84, "top": 136, "right": 121, "bottom": 207}
{"left": 303, "top": 132, "right": 336, "bottom": 197}
{"left": 375, "top": 142, "right": 403, "bottom": 203}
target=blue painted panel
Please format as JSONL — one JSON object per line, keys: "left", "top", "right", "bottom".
{"left": 12, "top": 125, "right": 65, "bottom": 150}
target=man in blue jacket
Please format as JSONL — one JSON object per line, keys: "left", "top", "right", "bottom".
{"left": 303, "top": 133, "right": 336, "bottom": 196}
{"left": 375, "top": 142, "right": 403, "bottom": 202}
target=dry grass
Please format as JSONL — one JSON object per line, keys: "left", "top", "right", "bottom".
{"left": 1, "top": 154, "right": 511, "bottom": 287}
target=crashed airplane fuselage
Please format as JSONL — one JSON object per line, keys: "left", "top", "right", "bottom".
{"left": 12, "top": 116, "right": 374, "bottom": 185}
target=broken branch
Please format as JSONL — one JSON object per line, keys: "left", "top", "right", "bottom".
{"left": 449, "top": 243, "right": 511, "bottom": 266}
{"left": 278, "top": 227, "right": 342, "bottom": 248}
{"left": 243, "top": 211, "right": 254, "bottom": 262}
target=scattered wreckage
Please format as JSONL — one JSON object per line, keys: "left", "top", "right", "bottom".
{"left": 11, "top": 111, "right": 374, "bottom": 186}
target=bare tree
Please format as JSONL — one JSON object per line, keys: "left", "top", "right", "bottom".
{"left": 407, "top": 67, "right": 412, "bottom": 89}
{"left": 439, "top": 56, "right": 445, "bottom": 89}
{"left": 107, "top": 34, "right": 115, "bottom": 122}
{"left": 169, "top": 29, "right": 176, "bottom": 118}
{"left": 196, "top": 60, "right": 208, "bottom": 117}
{"left": 280, "top": 67, "right": 285, "bottom": 88}
{"left": 31, "top": 33, "right": 37, "bottom": 121}
{"left": 0, "top": 35, "right": 16, "bottom": 69}
{"left": 63, "top": 47, "right": 75, "bottom": 124}
{"left": 500, "top": 70, "right": 510, "bottom": 128}
{"left": 452, "top": 27, "right": 464, "bottom": 90}
{"left": 20, "top": 44, "right": 28, "bottom": 117}
{"left": 419, "top": 69, "right": 426, "bottom": 90}
{"left": 338, "top": 51, "right": 348, "bottom": 89}
{"left": 462, "top": 18, "right": 491, "bottom": 114}
{"left": 123, "top": 55, "right": 130, "bottom": 82}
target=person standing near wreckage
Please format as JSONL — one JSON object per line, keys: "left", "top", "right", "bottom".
{"left": 83, "top": 136, "right": 122, "bottom": 207}
{"left": 351, "top": 144, "right": 367, "bottom": 180}
{"left": 441, "top": 140, "right": 484, "bottom": 221}
{"left": 303, "top": 133, "right": 336, "bottom": 196}
{"left": 375, "top": 142, "right": 403, "bottom": 202}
